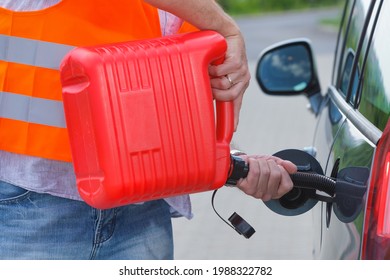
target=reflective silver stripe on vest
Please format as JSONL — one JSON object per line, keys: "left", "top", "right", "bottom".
{"left": 0, "top": 34, "right": 74, "bottom": 70}
{"left": 0, "top": 91, "right": 66, "bottom": 128}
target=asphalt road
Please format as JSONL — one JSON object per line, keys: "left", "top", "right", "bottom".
{"left": 173, "top": 8, "right": 340, "bottom": 260}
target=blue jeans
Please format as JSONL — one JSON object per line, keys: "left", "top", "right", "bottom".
{"left": 0, "top": 180, "right": 173, "bottom": 260}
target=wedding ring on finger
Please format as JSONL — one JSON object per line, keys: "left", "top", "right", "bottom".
{"left": 226, "top": 74, "right": 234, "bottom": 88}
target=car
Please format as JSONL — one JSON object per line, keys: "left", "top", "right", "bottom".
{"left": 255, "top": 0, "right": 390, "bottom": 260}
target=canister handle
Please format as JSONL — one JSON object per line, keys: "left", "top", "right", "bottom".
{"left": 215, "top": 100, "right": 234, "bottom": 144}
{"left": 210, "top": 49, "right": 234, "bottom": 146}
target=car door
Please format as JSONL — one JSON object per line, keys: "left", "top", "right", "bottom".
{"left": 314, "top": 0, "right": 385, "bottom": 259}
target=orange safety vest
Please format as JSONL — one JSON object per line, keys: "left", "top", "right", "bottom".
{"left": 0, "top": 0, "right": 161, "bottom": 162}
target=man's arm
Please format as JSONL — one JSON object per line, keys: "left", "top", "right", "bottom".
{"left": 144, "top": 0, "right": 251, "bottom": 130}
{"left": 145, "top": 0, "right": 239, "bottom": 36}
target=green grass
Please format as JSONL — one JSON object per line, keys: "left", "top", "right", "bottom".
{"left": 219, "top": 0, "right": 344, "bottom": 16}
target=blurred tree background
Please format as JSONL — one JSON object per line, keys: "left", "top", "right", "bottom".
{"left": 219, "top": 0, "right": 343, "bottom": 15}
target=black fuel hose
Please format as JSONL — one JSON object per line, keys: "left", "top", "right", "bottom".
{"left": 290, "top": 172, "right": 335, "bottom": 196}
{"left": 227, "top": 155, "right": 336, "bottom": 196}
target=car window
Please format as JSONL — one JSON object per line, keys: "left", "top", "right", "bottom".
{"left": 357, "top": 1, "right": 390, "bottom": 131}
{"left": 340, "top": 49, "right": 359, "bottom": 100}
{"left": 333, "top": 0, "right": 354, "bottom": 85}
{"left": 335, "top": 0, "right": 375, "bottom": 100}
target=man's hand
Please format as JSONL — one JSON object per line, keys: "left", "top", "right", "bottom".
{"left": 236, "top": 155, "right": 297, "bottom": 201}
{"left": 209, "top": 33, "right": 250, "bottom": 131}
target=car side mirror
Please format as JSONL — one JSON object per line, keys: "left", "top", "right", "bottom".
{"left": 256, "top": 39, "right": 322, "bottom": 114}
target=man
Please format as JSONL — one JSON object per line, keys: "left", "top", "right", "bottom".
{"left": 0, "top": 0, "right": 296, "bottom": 259}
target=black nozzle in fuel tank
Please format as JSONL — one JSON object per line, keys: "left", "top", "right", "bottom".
{"left": 263, "top": 149, "right": 325, "bottom": 216}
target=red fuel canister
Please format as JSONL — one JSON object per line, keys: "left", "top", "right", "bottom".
{"left": 60, "top": 30, "right": 233, "bottom": 209}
